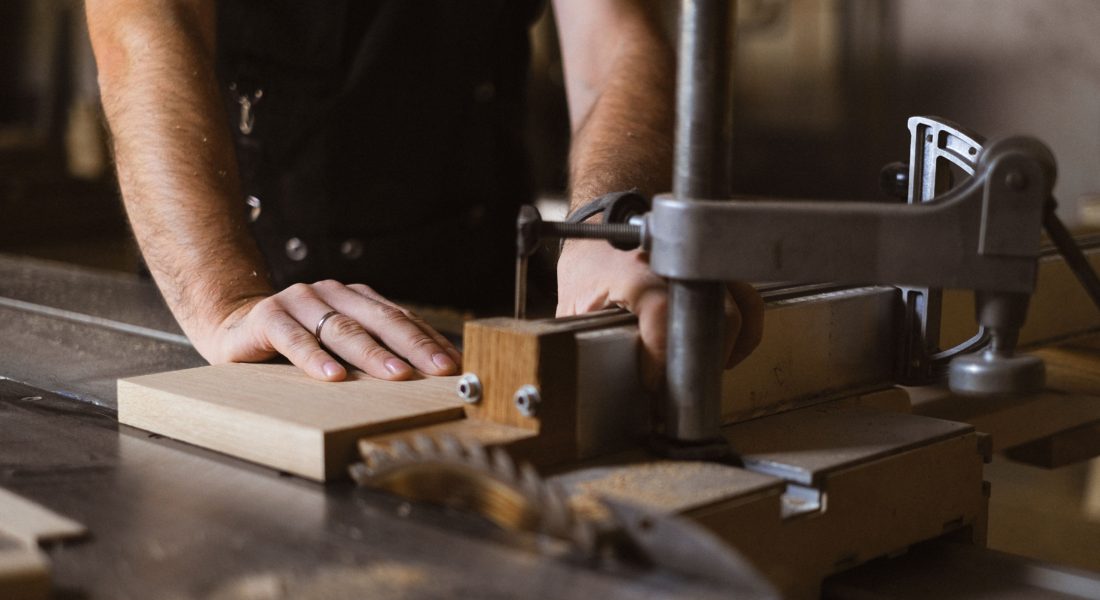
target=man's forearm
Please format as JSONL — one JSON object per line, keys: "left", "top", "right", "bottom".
{"left": 555, "top": 2, "right": 675, "bottom": 209}
{"left": 88, "top": 0, "right": 271, "bottom": 357}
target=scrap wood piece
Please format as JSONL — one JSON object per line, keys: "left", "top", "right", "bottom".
{"left": 0, "top": 544, "right": 49, "bottom": 600}
{"left": 0, "top": 492, "right": 76, "bottom": 600}
{"left": 0, "top": 487, "right": 86, "bottom": 546}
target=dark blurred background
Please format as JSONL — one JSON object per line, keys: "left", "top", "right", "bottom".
{"left": 2, "top": 0, "right": 1099, "bottom": 274}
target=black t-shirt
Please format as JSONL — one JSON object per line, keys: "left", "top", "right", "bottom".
{"left": 216, "top": 0, "right": 544, "bottom": 309}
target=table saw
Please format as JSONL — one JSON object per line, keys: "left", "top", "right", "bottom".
{"left": 5, "top": 0, "right": 1100, "bottom": 597}
{"left": 2, "top": 226, "right": 1100, "bottom": 599}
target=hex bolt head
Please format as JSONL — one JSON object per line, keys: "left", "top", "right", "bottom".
{"left": 456, "top": 373, "right": 482, "bottom": 404}
{"left": 513, "top": 385, "right": 541, "bottom": 417}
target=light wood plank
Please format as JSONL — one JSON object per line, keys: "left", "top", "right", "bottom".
{"left": 910, "top": 334, "right": 1100, "bottom": 452}
{"left": 118, "top": 363, "right": 467, "bottom": 481}
{"left": 553, "top": 461, "right": 784, "bottom": 519}
{"left": 727, "top": 404, "right": 975, "bottom": 486}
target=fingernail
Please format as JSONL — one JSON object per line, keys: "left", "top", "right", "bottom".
{"left": 385, "top": 358, "right": 410, "bottom": 376}
{"left": 448, "top": 349, "right": 464, "bottom": 368}
{"left": 432, "top": 352, "right": 457, "bottom": 373}
{"left": 322, "top": 361, "right": 344, "bottom": 378}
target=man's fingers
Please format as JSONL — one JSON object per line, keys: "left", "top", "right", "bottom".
{"left": 261, "top": 307, "right": 347, "bottom": 381}
{"left": 726, "top": 281, "right": 764, "bottom": 368}
{"left": 344, "top": 283, "right": 462, "bottom": 365}
{"left": 632, "top": 286, "right": 668, "bottom": 392}
{"left": 721, "top": 289, "right": 744, "bottom": 370}
{"left": 321, "top": 283, "right": 458, "bottom": 376}
{"left": 219, "top": 281, "right": 463, "bottom": 381}
{"left": 277, "top": 283, "right": 415, "bottom": 381}
{"left": 315, "top": 312, "right": 415, "bottom": 380}
{"left": 402, "top": 311, "right": 463, "bottom": 369}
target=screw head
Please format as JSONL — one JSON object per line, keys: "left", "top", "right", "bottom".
{"left": 456, "top": 373, "right": 482, "bottom": 404}
{"left": 339, "top": 238, "right": 364, "bottom": 260}
{"left": 513, "top": 385, "right": 541, "bottom": 417}
{"left": 285, "top": 237, "right": 308, "bottom": 261}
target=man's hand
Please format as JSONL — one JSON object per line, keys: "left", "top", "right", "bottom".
{"left": 87, "top": 0, "right": 461, "bottom": 382}
{"left": 206, "top": 281, "right": 462, "bottom": 382}
{"left": 552, "top": 0, "right": 766, "bottom": 383}
{"left": 557, "top": 240, "right": 764, "bottom": 389}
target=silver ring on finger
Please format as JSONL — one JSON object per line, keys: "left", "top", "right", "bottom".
{"left": 314, "top": 310, "right": 341, "bottom": 342}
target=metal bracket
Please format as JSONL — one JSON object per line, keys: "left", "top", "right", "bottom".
{"left": 897, "top": 117, "right": 986, "bottom": 384}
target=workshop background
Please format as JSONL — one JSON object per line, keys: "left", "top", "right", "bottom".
{"left": 1, "top": 0, "right": 1098, "bottom": 573}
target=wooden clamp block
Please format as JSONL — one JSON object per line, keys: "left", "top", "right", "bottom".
{"left": 459, "top": 310, "right": 647, "bottom": 466}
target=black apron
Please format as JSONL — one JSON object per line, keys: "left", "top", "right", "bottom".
{"left": 216, "top": 0, "right": 542, "bottom": 309}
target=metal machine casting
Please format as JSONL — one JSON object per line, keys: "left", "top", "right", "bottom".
{"left": 513, "top": 0, "right": 1100, "bottom": 454}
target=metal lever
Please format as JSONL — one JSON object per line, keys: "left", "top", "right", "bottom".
{"left": 1043, "top": 206, "right": 1100, "bottom": 310}
{"left": 893, "top": 115, "right": 1100, "bottom": 391}
{"left": 948, "top": 200, "right": 1100, "bottom": 396}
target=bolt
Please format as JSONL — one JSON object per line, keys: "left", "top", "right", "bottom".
{"left": 456, "top": 373, "right": 482, "bottom": 404}
{"left": 340, "top": 238, "right": 364, "bottom": 260}
{"left": 541, "top": 221, "right": 643, "bottom": 251}
{"left": 1005, "top": 170, "right": 1028, "bottom": 191}
{"left": 285, "top": 237, "right": 308, "bottom": 261}
{"left": 513, "top": 385, "right": 541, "bottom": 417}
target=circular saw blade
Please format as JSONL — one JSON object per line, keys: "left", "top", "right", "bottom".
{"left": 350, "top": 434, "right": 591, "bottom": 547}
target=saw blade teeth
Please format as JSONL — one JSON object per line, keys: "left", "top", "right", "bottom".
{"left": 464, "top": 440, "right": 490, "bottom": 470}
{"left": 540, "top": 484, "right": 570, "bottom": 532}
{"left": 389, "top": 439, "right": 415, "bottom": 461}
{"left": 519, "top": 462, "right": 542, "bottom": 497}
{"left": 491, "top": 447, "right": 517, "bottom": 481}
{"left": 360, "top": 446, "right": 391, "bottom": 473}
{"left": 352, "top": 433, "right": 594, "bottom": 550}
{"left": 411, "top": 434, "right": 437, "bottom": 458}
{"left": 437, "top": 434, "right": 464, "bottom": 459}
{"left": 570, "top": 520, "right": 597, "bottom": 557}
{"left": 348, "top": 461, "right": 371, "bottom": 484}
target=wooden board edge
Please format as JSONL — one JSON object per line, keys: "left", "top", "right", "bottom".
{"left": 118, "top": 378, "right": 327, "bottom": 480}
{"left": 324, "top": 406, "right": 469, "bottom": 480}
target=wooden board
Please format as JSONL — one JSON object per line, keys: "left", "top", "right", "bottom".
{"left": 728, "top": 403, "right": 976, "bottom": 486}
{"left": 118, "top": 363, "right": 467, "bottom": 481}
{"left": 553, "top": 461, "right": 784, "bottom": 520}
{"left": 551, "top": 402, "right": 987, "bottom": 599}
{"left": 1004, "top": 421, "right": 1100, "bottom": 468}
{"left": 911, "top": 333, "right": 1100, "bottom": 453}
{"left": 0, "top": 488, "right": 86, "bottom": 546}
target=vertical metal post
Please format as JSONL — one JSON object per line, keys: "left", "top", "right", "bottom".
{"left": 664, "top": 0, "right": 736, "bottom": 445}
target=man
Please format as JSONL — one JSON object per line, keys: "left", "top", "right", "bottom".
{"left": 86, "top": 0, "right": 762, "bottom": 386}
